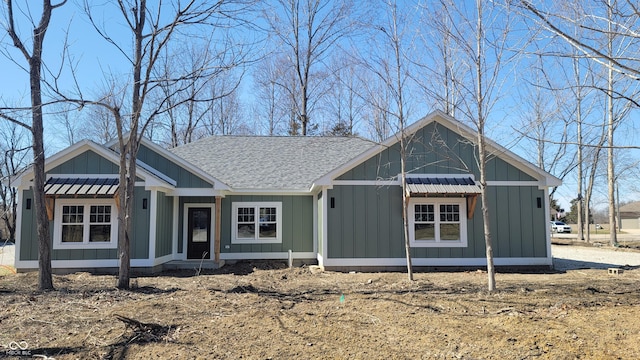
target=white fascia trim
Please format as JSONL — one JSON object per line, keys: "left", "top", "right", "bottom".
{"left": 222, "top": 189, "right": 312, "bottom": 196}
{"left": 171, "top": 188, "right": 219, "bottom": 197}
{"left": 137, "top": 137, "right": 231, "bottom": 191}
{"left": 331, "top": 179, "right": 401, "bottom": 186}
{"left": 486, "top": 181, "right": 542, "bottom": 187}
{"left": 220, "top": 252, "right": 316, "bottom": 260}
{"left": 321, "top": 256, "right": 552, "bottom": 267}
{"left": 136, "top": 158, "right": 177, "bottom": 187}
{"left": 315, "top": 110, "right": 561, "bottom": 187}
{"left": 406, "top": 173, "right": 476, "bottom": 180}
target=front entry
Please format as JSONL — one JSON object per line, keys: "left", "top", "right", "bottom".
{"left": 187, "top": 207, "right": 212, "bottom": 259}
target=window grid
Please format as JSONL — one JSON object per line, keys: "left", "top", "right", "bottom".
{"left": 232, "top": 202, "right": 282, "bottom": 244}
{"left": 55, "top": 200, "right": 117, "bottom": 248}
{"left": 410, "top": 198, "right": 467, "bottom": 247}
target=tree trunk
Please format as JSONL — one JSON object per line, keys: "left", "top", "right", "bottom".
{"left": 27, "top": 1, "right": 57, "bottom": 291}
{"left": 476, "top": 0, "right": 495, "bottom": 292}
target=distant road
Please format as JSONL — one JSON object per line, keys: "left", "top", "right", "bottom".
{"left": 552, "top": 244, "right": 640, "bottom": 271}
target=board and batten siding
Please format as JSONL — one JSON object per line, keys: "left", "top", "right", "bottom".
{"left": 155, "top": 191, "right": 174, "bottom": 258}
{"left": 337, "top": 122, "right": 536, "bottom": 182}
{"left": 137, "top": 145, "right": 213, "bottom": 188}
{"left": 326, "top": 185, "right": 548, "bottom": 259}
{"left": 48, "top": 150, "right": 119, "bottom": 175}
{"left": 325, "top": 120, "right": 548, "bottom": 261}
{"left": 220, "top": 195, "right": 314, "bottom": 254}
{"left": 18, "top": 188, "right": 151, "bottom": 262}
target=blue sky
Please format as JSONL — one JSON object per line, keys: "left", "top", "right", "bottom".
{"left": 2, "top": 1, "right": 640, "bottom": 213}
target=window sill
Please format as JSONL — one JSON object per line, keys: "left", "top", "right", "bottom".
{"left": 231, "top": 238, "right": 282, "bottom": 245}
{"left": 54, "top": 242, "right": 117, "bottom": 250}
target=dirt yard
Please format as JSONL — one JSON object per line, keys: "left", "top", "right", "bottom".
{"left": 1, "top": 258, "right": 639, "bottom": 359}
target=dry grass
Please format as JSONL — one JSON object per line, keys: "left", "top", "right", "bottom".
{"left": 1, "top": 261, "right": 639, "bottom": 359}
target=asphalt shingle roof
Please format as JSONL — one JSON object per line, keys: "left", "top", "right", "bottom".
{"left": 169, "top": 136, "right": 374, "bottom": 191}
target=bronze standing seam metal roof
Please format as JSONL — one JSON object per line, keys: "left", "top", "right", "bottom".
{"left": 44, "top": 177, "right": 119, "bottom": 196}
{"left": 406, "top": 177, "right": 481, "bottom": 195}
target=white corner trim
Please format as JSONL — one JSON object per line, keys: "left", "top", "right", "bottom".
{"left": 148, "top": 190, "right": 158, "bottom": 261}
{"left": 313, "top": 193, "right": 318, "bottom": 254}
{"left": 172, "top": 197, "right": 179, "bottom": 257}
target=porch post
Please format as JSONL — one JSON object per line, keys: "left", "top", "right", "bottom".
{"left": 215, "top": 196, "right": 221, "bottom": 262}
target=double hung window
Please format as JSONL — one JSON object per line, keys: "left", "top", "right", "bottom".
{"left": 232, "top": 202, "right": 282, "bottom": 244}
{"left": 409, "top": 198, "right": 467, "bottom": 247}
{"left": 54, "top": 199, "right": 118, "bottom": 249}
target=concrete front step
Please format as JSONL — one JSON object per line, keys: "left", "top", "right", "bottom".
{"left": 162, "top": 260, "right": 223, "bottom": 271}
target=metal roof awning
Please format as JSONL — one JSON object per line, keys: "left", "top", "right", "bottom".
{"left": 406, "top": 177, "right": 481, "bottom": 195}
{"left": 44, "top": 177, "right": 119, "bottom": 196}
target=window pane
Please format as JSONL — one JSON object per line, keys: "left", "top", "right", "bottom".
{"left": 414, "top": 204, "right": 434, "bottom": 223}
{"left": 89, "top": 225, "right": 111, "bottom": 242}
{"left": 259, "top": 207, "right": 277, "bottom": 222}
{"left": 440, "top": 223, "right": 460, "bottom": 240}
{"left": 62, "top": 205, "right": 84, "bottom": 224}
{"left": 237, "top": 207, "right": 255, "bottom": 223}
{"left": 440, "top": 204, "right": 460, "bottom": 223}
{"left": 259, "top": 223, "right": 277, "bottom": 238}
{"left": 237, "top": 224, "right": 255, "bottom": 238}
{"left": 62, "top": 225, "right": 83, "bottom": 242}
{"left": 414, "top": 223, "right": 435, "bottom": 241}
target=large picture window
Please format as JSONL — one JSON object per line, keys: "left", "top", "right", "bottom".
{"left": 232, "top": 202, "right": 282, "bottom": 244}
{"left": 408, "top": 198, "right": 467, "bottom": 247}
{"left": 54, "top": 199, "right": 118, "bottom": 249}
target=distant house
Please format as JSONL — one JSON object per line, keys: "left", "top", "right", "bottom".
{"left": 9, "top": 111, "right": 561, "bottom": 273}
{"left": 620, "top": 201, "right": 640, "bottom": 229}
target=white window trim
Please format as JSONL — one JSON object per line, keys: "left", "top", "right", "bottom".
{"left": 53, "top": 198, "right": 118, "bottom": 249}
{"left": 232, "top": 202, "right": 282, "bottom": 244}
{"left": 408, "top": 197, "right": 468, "bottom": 247}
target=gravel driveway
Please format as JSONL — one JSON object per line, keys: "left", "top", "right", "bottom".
{"left": 552, "top": 244, "right": 640, "bottom": 271}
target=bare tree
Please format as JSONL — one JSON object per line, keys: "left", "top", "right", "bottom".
{"left": 253, "top": 56, "right": 290, "bottom": 135}
{"left": 0, "top": 122, "right": 30, "bottom": 244}
{"left": 424, "top": 0, "right": 519, "bottom": 291}
{"left": 359, "top": 0, "right": 417, "bottom": 280}
{"left": 203, "top": 74, "right": 248, "bottom": 136}
{"left": 0, "top": 0, "right": 67, "bottom": 291}
{"left": 519, "top": 0, "right": 640, "bottom": 247}
{"left": 71, "top": 0, "right": 253, "bottom": 289}
{"left": 263, "top": 0, "right": 355, "bottom": 135}
{"left": 416, "top": 0, "right": 468, "bottom": 117}
{"left": 321, "top": 52, "right": 367, "bottom": 136}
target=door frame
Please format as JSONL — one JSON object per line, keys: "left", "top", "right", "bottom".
{"left": 183, "top": 203, "right": 215, "bottom": 260}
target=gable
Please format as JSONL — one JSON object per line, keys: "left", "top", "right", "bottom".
{"left": 48, "top": 150, "right": 119, "bottom": 175}
{"left": 337, "top": 122, "right": 535, "bottom": 182}
{"left": 137, "top": 144, "right": 213, "bottom": 188}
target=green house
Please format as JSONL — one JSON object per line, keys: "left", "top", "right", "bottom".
{"left": 10, "top": 111, "right": 560, "bottom": 272}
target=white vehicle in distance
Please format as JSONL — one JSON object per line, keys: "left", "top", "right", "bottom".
{"left": 550, "top": 221, "right": 572, "bottom": 233}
